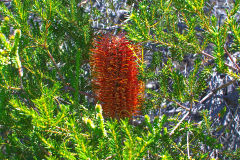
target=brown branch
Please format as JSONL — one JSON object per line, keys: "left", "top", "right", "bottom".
{"left": 200, "top": 51, "right": 238, "bottom": 71}
{"left": 166, "top": 98, "right": 190, "bottom": 111}
{"left": 44, "top": 48, "right": 66, "bottom": 83}
{"left": 199, "top": 79, "right": 237, "bottom": 104}
{"left": 187, "top": 130, "right": 190, "bottom": 159}
{"left": 223, "top": 46, "right": 240, "bottom": 72}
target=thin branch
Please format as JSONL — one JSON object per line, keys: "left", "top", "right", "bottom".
{"left": 199, "top": 79, "right": 237, "bottom": 104}
{"left": 8, "top": 86, "right": 22, "bottom": 90}
{"left": 171, "top": 141, "right": 185, "bottom": 156}
{"left": 187, "top": 131, "right": 190, "bottom": 159}
{"left": 105, "top": 154, "right": 117, "bottom": 160}
{"left": 200, "top": 51, "right": 238, "bottom": 71}
{"left": 64, "top": 86, "right": 95, "bottom": 99}
{"left": 170, "top": 112, "right": 190, "bottom": 136}
{"left": 167, "top": 98, "right": 190, "bottom": 111}
{"left": 223, "top": 46, "right": 240, "bottom": 71}
{"left": 187, "top": 118, "right": 192, "bottom": 159}
{"left": 45, "top": 48, "right": 66, "bottom": 84}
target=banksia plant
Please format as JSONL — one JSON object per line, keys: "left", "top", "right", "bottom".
{"left": 90, "top": 33, "right": 144, "bottom": 119}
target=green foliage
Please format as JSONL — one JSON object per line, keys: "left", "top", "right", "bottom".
{"left": 1, "top": 0, "right": 240, "bottom": 159}
{"left": 125, "top": 0, "right": 239, "bottom": 109}
{"left": 0, "top": 0, "right": 92, "bottom": 104}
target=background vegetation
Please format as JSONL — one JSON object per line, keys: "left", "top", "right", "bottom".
{"left": 0, "top": 0, "right": 240, "bottom": 159}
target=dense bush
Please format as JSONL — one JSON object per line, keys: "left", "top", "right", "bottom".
{"left": 0, "top": 0, "right": 240, "bottom": 159}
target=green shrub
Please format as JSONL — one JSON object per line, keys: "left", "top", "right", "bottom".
{"left": 0, "top": 0, "right": 240, "bottom": 159}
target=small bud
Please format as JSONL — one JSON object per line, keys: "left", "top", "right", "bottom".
{"left": 136, "top": 137, "right": 142, "bottom": 142}
{"left": 95, "top": 104, "right": 102, "bottom": 114}
{"left": 164, "top": 127, "right": 168, "bottom": 134}
{"left": 97, "top": 113, "right": 107, "bottom": 136}
{"left": 87, "top": 119, "right": 95, "bottom": 129}
{"left": 82, "top": 117, "right": 87, "bottom": 123}
{"left": 9, "top": 35, "right": 15, "bottom": 40}
{"left": 162, "top": 155, "right": 168, "bottom": 160}
{"left": 83, "top": 117, "right": 95, "bottom": 129}
{"left": 0, "top": 33, "right": 6, "bottom": 42}
{"left": 129, "top": 13, "right": 135, "bottom": 20}
{"left": 4, "top": 17, "right": 9, "bottom": 22}
{"left": 140, "top": 5, "right": 146, "bottom": 9}
{"left": 97, "top": 113, "right": 103, "bottom": 121}
{"left": 144, "top": 115, "right": 150, "bottom": 124}
{"left": 0, "top": 33, "right": 11, "bottom": 50}
{"left": 0, "top": 33, "right": 4, "bottom": 38}
{"left": 0, "top": 49, "right": 5, "bottom": 55}
{"left": 14, "top": 29, "right": 21, "bottom": 38}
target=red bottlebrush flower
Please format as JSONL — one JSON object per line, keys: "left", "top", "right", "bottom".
{"left": 90, "top": 33, "right": 144, "bottom": 119}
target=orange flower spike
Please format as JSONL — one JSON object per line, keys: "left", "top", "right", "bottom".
{"left": 90, "top": 33, "right": 144, "bottom": 119}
